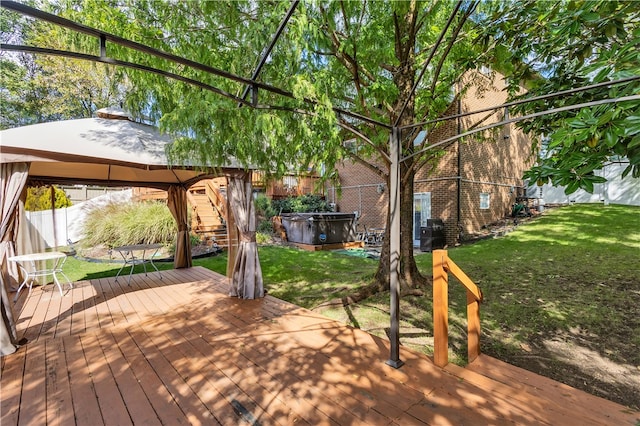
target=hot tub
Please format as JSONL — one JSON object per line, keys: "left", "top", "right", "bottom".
{"left": 281, "top": 213, "right": 357, "bottom": 245}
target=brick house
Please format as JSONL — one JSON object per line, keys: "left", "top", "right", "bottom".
{"left": 327, "top": 70, "right": 534, "bottom": 246}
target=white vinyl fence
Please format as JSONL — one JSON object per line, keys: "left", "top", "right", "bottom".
{"left": 26, "top": 189, "right": 132, "bottom": 248}
{"left": 527, "top": 162, "right": 640, "bottom": 207}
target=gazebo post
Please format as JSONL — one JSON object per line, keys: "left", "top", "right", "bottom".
{"left": 386, "top": 126, "right": 404, "bottom": 369}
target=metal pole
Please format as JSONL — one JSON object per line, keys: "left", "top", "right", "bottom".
{"left": 386, "top": 127, "right": 403, "bottom": 369}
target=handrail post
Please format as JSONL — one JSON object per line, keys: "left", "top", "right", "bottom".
{"left": 467, "top": 290, "right": 481, "bottom": 363}
{"left": 432, "top": 249, "right": 449, "bottom": 367}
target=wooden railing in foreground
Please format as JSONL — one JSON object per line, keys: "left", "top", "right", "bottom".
{"left": 432, "top": 249, "right": 483, "bottom": 368}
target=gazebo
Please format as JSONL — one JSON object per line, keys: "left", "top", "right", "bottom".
{"left": 0, "top": 109, "right": 264, "bottom": 356}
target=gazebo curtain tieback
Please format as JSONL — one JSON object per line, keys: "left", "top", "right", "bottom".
{"left": 239, "top": 232, "right": 256, "bottom": 243}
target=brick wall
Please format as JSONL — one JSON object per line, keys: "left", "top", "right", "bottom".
{"left": 330, "top": 70, "right": 534, "bottom": 246}
{"left": 457, "top": 71, "right": 533, "bottom": 238}
{"left": 328, "top": 159, "right": 388, "bottom": 231}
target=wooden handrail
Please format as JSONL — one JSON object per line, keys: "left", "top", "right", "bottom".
{"left": 204, "top": 180, "right": 227, "bottom": 223}
{"left": 185, "top": 190, "right": 200, "bottom": 226}
{"left": 432, "top": 249, "right": 483, "bottom": 367}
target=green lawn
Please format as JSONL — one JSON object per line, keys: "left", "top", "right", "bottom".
{"left": 59, "top": 203, "right": 640, "bottom": 409}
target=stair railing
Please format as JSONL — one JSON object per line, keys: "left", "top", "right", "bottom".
{"left": 185, "top": 190, "right": 201, "bottom": 227}
{"left": 204, "top": 180, "right": 227, "bottom": 224}
{"left": 432, "top": 249, "right": 483, "bottom": 367}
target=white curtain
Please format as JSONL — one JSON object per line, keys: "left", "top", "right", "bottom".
{"left": 16, "top": 199, "right": 46, "bottom": 274}
{"left": 1, "top": 163, "right": 29, "bottom": 356}
{"left": 227, "top": 174, "right": 264, "bottom": 299}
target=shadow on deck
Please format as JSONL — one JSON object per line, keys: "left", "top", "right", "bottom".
{"left": 2, "top": 267, "right": 638, "bottom": 425}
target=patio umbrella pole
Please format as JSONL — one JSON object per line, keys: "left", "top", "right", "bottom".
{"left": 386, "top": 127, "right": 403, "bottom": 369}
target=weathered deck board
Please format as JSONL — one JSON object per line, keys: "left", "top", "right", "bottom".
{"left": 19, "top": 340, "right": 48, "bottom": 426}
{"left": 93, "top": 331, "right": 162, "bottom": 425}
{"left": 63, "top": 334, "right": 104, "bottom": 425}
{"left": 2, "top": 266, "right": 638, "bottom": 426}
{"left": 0, "top": 344, "right": 26, "bottom": 425}
{"left": 44, "top": 338, "right": 74, "bottom": 426}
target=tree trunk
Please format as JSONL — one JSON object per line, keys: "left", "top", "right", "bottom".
{"left": 372, "top": 3, "right": 426, "bottom": 293}
{"left": 373, "top": 159, "right": 427, "bottom": 292}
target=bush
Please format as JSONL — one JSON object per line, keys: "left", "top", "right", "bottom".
{"left": 255, "top": 194, "right": 276, "bottom": 218}
{"left": 271, "top": 197, "right": 292, "bottom": 215}
{"left": 256, "top": 232, "right": 272, "bottom": 245}
{"left": 25, "top": 185, "right": 72, "bottom": 211}
{"left": 82, "top": 201, "right": 176, "bottom": 248}
{"left": 290, "top": 194, "right": 331, "bottom": 213}
{"left": 257, "top": 219, "right": 274, "bottom": 234}
{"left": 271, "top": 194, "right": 331, "bottom": 215}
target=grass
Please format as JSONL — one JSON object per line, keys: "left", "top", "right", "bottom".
{"left": 63, "top": 245, "right": 376, "bottom": 308}
{"left": 57, "top": 203, "right": 640, "bottom": 409}
{"left": 413, "top": 203, "right": 640, "bottom": 363}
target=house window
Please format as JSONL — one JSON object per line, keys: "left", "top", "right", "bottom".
{"left": 480, "top": 193, "right": 490, "bottom": 210}
{"left": 413, "top": 130, "right": 427, "bottom": 146}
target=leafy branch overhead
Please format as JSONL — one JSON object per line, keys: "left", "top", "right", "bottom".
{"left": 481, "top": 0, "right": 640, "bottom": 192}
{"left": 5, "top": 1, "right": 637, "bottom": 194}
{"left": 2, "top": 0, "right": 638, "bottom": 288}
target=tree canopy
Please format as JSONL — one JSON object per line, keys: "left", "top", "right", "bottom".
{"left": 7, "top": 1, "right": 635, "bottom": 189}
{"left": 17, "top": 1, "right": 489, "bottom": 179}
{"left": 3, "top": 0, "right": 638, "bottom": 287}
{"left": 24, "top": 186, "right": 72, "bottom": 211}
{"left": 0, "top": 7, "right": 130, "bottom": 129}
{"left": 8, "top": 0, "right": 489, "bottom": 287}
{"left": 481, "top": 0, "right": 640, "bottom": 193}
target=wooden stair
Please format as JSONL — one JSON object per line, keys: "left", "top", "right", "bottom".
{"left": 443, "top": 355, "right": 637, "bottom": 425}
{"left": 133, "top": 181, "right": 229, "bottom": 248}
{"left": 188, "top": 181, "right": 228, "bottom": 248}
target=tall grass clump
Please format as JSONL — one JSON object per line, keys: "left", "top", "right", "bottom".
{"left": 82, "top": 201, "right": 176, "bottom": 248}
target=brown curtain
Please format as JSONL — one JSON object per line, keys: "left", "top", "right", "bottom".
{"left": 227, "top": 174, "right": 264, "bottom": 299}
{"left": 1, "top": 163, "right": 29, "bottom": 356}
{"left": 167, "top": 185, "right": 192, "bottom": 269}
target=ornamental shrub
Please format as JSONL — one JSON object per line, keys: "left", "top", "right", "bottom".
{"left": 25, "top": 186, "right": 72, "bottom": 211}
{"left": 82, "top": 201, "right": 176, "bottom": 248}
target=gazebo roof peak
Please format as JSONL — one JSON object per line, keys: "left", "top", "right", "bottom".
{"left": 96, "top": 107, "right": 132, "bottom": 121}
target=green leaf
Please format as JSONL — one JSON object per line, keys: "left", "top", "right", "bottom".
{"left": 568, "top": 118, "right": 588, "bottom": 129}
{"left": 596, "top": 110, "right": 615, "bottom": 126}
{"left": 624, "top": 116, "right": 640, "bottom": 136}
{"left": 564, "top": 180, "right": 581, "bottom": 195}
{"left": 581, "top": 12, "right": 600, "bottom": 23}
{"left": 604, "top": 129, "right": 618, "bottom": 148}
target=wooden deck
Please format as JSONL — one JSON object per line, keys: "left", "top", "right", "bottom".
{"left": 2, "top": 267, "right": 638, "bottom": 425}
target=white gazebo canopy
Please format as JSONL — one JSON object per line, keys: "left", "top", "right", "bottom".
{"left": 0, "top": 108, "right": 237, "bottom": 189}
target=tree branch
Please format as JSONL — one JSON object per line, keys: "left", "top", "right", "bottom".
{"left": 254, "top": 104, "right": 391, "bottom": 164}
{"left": 427, "top": 1, "right": 478, "bottom": 96}
{"left": 342, "top": 151, "right": 388, "bottom": 179}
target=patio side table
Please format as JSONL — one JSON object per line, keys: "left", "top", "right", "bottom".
{"left": 113, "top": 243, "right": 164, "bottom": 285}
{"left": 8, "top": 251, "right": 72, "bottom": 301}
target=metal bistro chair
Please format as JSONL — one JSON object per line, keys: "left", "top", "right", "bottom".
{"left": 356, "top": 225, "right": 385, "bottom": 246}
